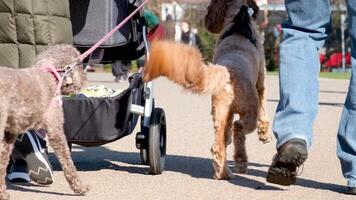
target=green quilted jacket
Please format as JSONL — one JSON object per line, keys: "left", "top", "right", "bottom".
{"left": 0, "top": 0, "right": 73, "bottom": 68}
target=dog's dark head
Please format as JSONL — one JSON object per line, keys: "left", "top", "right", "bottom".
{"left": 34, "top": 44, "right": 86, "bottom": 95}
{"left": 204, "top": 0, "right": 259, "bottom": 34}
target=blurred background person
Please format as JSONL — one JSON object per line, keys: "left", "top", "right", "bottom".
{"left": 112, "top": 60, "right": 130, "bottom": 82}
{"left": 180, "top": 21, "right": 193, "bottom": 45}
{"left": 191, "top": 28, "right": 203, "bottom": 53}
{"left": 164, "top": 14, "right": 176, "bottom": 41}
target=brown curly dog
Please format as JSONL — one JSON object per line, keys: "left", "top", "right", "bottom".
{"left": 144, "top": 0, "right": 271, "bottom": 180}
{"left": 0, "top": 45, "right": 89, "bottom": 199}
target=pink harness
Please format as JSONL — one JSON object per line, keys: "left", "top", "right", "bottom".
{"left": 36, "top": 65, "right": 64, "bottom": 121}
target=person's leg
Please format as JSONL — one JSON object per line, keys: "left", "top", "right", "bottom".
{"left": 267, "top": 0, "right": 331, "bottom": 185}
{"left": 273, "top": 0, "right": 332, "bottom": 149}
{"left": 112, "top": 61, "right": 122, "bottom": 82}
{"left": 137, "top": 58, "right": 145, "bottom": 73}
{"left": 337, "top": 0, "right": 356, "bottom": 194}
{"left": 121, "top": 61, "right": 130, "bottom": 81}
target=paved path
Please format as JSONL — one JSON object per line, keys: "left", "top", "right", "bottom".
{"left": 8, "top": 73, "right": 355, "bottom": 200}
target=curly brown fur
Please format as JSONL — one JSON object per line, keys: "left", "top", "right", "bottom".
{"left": 144, "top": 0, "right": 271, "bottom": 180}
{"left": 0, "top": 45, "right": 89, "bottom": 199}
{"left": 204, "top": 0, "right": 233, "bottom": 33}
{"left": 204, "top": 0, "right": 259, "bottom": 34}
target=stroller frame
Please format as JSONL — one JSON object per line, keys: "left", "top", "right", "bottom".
{"left": 64, "top": 12, "right": 167, "bottom": 174}
{"left": 131, "top": 26, "right": 167, "bottom": 174}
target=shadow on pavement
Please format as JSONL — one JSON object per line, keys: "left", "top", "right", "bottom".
{"left": 6, "top": 182, "right": 77, "bottom": 197}
{"left": 47, "top": 145, "right": 345, "bottom": 193}
{"left": 247, "top": 168, "right": 344, "bottom": 193}
{"left": 49, "top": 146, "right": 282, "bottom": 190}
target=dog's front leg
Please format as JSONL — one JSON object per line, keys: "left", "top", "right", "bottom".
{"left": 44, "top": 107, "right": 89, "bottom": 195}
{"left": 232, "top": 121, "right": 248, "bottom": 174}
{"left": 256, "top": 74, "right": 271, "bottom": 143}
{"left": 0, "top": 132, "right": 15, "bottom": 200}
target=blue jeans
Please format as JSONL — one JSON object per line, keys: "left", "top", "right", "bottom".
{"left": 273, "top": 0, "right": 356, "bottom": 186}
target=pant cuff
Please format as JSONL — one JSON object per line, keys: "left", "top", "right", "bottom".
{"left": 348, "top": 181, "right": 356, "bottom": 187}
{"left": 276, "top": 134, "right": 311, "bottom": 150}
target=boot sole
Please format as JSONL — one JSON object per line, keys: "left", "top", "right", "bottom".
{"left": 266, "top": 142, "right": 308, "bottom": 186}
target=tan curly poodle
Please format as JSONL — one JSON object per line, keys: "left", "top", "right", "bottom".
{"left": 0, "top": 45, "right": 89, "bottom": 199}
{"left": 144, "top": 0, "right": 271, "bottom": 180}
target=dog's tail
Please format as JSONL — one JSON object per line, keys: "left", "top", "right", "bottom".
{"left": 143, "top": 40, "right": 230, "bottom": 94}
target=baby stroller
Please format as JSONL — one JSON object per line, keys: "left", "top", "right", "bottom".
{"left": 63, "top": 0, "right": 166, "bottom": 175}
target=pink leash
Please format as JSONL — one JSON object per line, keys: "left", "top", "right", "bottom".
{"left": 78, "top": 0, "right": 150, "bottom": 62}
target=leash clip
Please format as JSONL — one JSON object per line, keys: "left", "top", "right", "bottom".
{"left": 63, "top": 60, "right": 80, "bottom": 76}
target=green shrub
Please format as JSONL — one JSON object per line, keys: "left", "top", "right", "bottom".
{"left": 198, "top": 29, "right": 218, "bottom": 62}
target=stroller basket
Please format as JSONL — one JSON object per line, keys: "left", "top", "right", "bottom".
{"left": 63, "top": 74, "right": 143, "bottom": 147}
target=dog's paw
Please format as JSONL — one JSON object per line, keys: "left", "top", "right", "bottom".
{"left": 235, "top": 162, "right": 248, "bottom": 174}
{"left": 0, "top": 191, "right": 10, "bottom": 200}
{"left": 73, "top": 184, "right": 90, "bottom": 195}
{"left": 258, "top": 133, "right": 272, "bottom": 144}
{"left": 213, "top": 168, "right": 233, "bottom": 180}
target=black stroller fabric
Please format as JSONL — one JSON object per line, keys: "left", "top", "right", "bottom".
{"left": 63, "top": 74, "right": 143, "bottom": 147}
{"left": 69, "top": 0, "right": 146, "bottom": 62}
{"left": 70, "top": 0, "right": 131, "bottom": 47}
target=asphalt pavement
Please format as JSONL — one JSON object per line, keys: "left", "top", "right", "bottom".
{"left": 7, "top": 72, "right": 355, "bottom": 200}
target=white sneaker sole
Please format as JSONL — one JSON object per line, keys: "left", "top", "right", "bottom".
{"left": 15, "top": 131, "right": 54, "bottom": 185}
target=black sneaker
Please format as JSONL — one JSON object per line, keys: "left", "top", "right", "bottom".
{"left": 7, "top": 159, "right": 31, "bottom": 183}
{"left": 15, "top": 130, "right": 54, "bottom": 185}
{"left": 266, "top": 138, "right": 308, "bottom": 186}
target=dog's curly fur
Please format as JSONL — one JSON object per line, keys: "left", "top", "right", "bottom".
{"left": 0, "top": 45, "right": 89, "bottom": 199}
{"left": 144, "top": 0, "right": 271, "bottom": 180}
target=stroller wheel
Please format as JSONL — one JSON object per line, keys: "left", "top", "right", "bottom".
{"left": 148, "top": 108, "right": 166, "bottom": 175}
{"left": 140, "top": 149, "right": 148, "bottom": 165}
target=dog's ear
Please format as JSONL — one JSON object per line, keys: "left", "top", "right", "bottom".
{"left": 247, "top": 0, "right": 259, "bottom": 20}
{"left": 204, "top": 0, "right": 232, "bottom": 33}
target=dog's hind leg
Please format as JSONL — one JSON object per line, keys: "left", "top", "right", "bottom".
{"left": 256, "top": 70, "right": 271, "bottom": 143}
{"left": 211, "top": 92, "right": 234, "bottom": 180}
{"left": 44, "top": 106, "right": 89, "bottom": 195}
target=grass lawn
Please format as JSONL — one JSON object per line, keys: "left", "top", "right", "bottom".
{"left": 267, "top": 71, "right": 351, "bottom": 80}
